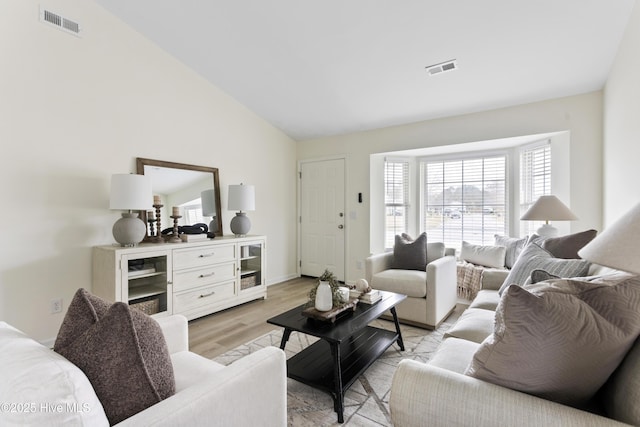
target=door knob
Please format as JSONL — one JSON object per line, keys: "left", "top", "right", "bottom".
{"left": 338, "top": 225, "right": 344, "bottom": 229}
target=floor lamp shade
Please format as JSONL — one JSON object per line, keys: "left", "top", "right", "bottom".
{"left": 520, "top": 195, "right": 577, "bottom": 237}
{"left": 228, "top": 184, "right": 255, "bottom": 236}
{"left": 110, "top": 174, "right": 152, "bottom": 246}
{"left": 578, "top": 202, "right": 640, "bottom": 275}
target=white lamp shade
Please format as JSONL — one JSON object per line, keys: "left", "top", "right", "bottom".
{"left": 201, "top": 189, "right": 217, "bottom": 216}
{"left": 520, "top": 195, "right": 578, "bottom": 221}
{"left": 578, "top": 202, "right": 640, "bottom": 274}
{"left": 228, "top": 184, "right": 255, "bottom": 211}
{"left": 110, "top": 174, "right": 152, "bottom": 210}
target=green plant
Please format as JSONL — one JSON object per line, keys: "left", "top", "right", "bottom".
{"left": 306, "top": 269, "right": 343, "bottom": 308}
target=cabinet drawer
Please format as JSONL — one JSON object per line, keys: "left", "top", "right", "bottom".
{"left": 173, "top": 262, "right": 237, "bottom": 291}
{"left": 173, "top": 244, "right": 236, "bottom": 270}
{"left": 173, "top": 281, "right": 235, "bottom": 313}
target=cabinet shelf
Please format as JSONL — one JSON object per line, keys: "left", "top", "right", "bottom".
{"left": 128, "top": 271, "right": 165, "bottom": 280}
{"left": 241, "top": 269, "right": 259, "bottom": 277}
{"left": 128, "top": 285, "right": 167, "bottom": 302}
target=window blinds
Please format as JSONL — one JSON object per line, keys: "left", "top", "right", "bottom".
{"left": 384, "top": 160, "right": 409, "bottom": 249}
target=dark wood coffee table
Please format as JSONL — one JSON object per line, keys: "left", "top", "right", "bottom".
{"left": 267, "top": 290, "right": 406, "bottom": 423}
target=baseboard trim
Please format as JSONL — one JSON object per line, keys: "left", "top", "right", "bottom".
{"left": 266, "top": 273, "right": 299, "bottom": 286}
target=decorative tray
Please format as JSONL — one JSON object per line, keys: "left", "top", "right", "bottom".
{"left": 302, "top": 298, "right": 359, "bottom": 323}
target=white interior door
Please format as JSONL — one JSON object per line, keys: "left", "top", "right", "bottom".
{"left": 300, "top": 159, "right": 345, "bottom": 281}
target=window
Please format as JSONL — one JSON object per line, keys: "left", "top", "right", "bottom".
{"left": 421, "top": 155, "right": 507, "bottom": 249}
{"left": 384, "top": 160, "right": 410, "bottom": 249}
{"left": 520, "top": 142, "right": 551, "bottom": 236}
{"left": 181, "top": 199, "right": 207, "bottom": 226}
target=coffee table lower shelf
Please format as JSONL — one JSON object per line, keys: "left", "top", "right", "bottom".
{"left": 287, "top": 326, "right": 398, "bottom": 396}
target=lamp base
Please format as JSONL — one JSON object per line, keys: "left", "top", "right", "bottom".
{"left": 230, "top": 212, "right": 251, "bottom": 237}
{"left": 113, "top": 212, "right": 146, "bottom": 247}
{"left": 536, "top": 223, "right": 559, "bottom": 238}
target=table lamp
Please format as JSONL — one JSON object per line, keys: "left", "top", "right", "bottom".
{"left": 520, "top": 195, "right": 577, "bottom": 237}
{"left": 578, "top": 202, "right": 640, "bottom": 274}
{"left": 228, "top": 183, "right": 255, "bottom": 236}
{"left": 110, "top": 174, "right": 152, "bottom": 246}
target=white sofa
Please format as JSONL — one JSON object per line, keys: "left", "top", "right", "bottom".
{"left": 365, "top": 246, "right": 457, "bottom": 329}
{"left": 389, "top": 266, "right": 640, "bottom": 426}
{"left": 0, "top": 315, "right": 287, "bottom": 427}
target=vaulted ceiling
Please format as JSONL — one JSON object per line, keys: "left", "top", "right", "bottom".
{"left": 94, "top": 0, "right": 636, "bottom": 141}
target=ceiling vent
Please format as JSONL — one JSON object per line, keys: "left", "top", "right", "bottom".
{"left": 40, "top": 6, "right": 81, "bottom": 37}
{"left": 425, "top": 60, "right": 458, "bottom": 76}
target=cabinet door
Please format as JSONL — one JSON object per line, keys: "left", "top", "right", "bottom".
{"left": 120, "top": 250, "right": 173, "bottom": 316}
{"left": 238, "top": 239, "right": 265, "bottom": 291}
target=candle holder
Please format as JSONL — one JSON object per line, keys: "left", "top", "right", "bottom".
{"left": 152, "top": 204, "right": 164, "bottom": 243}
{"left": 147, "top": 217, "right": 157, "bottom": 237}
{"left": 168, "top": 215, "right": 182, "bottom": 243}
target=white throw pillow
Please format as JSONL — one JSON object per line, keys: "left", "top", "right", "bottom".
{"left": 460, "top": 241, "right": 506, "bottom": 269}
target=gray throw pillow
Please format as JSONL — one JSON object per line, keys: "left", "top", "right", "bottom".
{"left": 542, "top": 229, "right": 598, "bottom": 259}
{"left": 53, "top": 288, "right": 111, "bottom": 350}
{"left": 392, "top": 232, "right": 427, "bottom": 271}
{"left": 529, "top": 269, "right": 559, "bottom": 284}
{"left": 466, "top": 276, "right": 640, "bottom": 408}
{"left": 498, "top": 243, "right": 590, "bottom": 295}
{"left": 55, "top": 289, "right": 175, "bottom": 425}
{"left": 494, "top": 234, "right": 527, "bottom": 269}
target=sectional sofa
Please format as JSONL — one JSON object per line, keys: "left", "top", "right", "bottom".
{"left": 390, "top": 262, "right": 640, "bottom": 426}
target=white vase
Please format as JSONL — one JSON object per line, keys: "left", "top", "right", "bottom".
{"left": 315, "top": 281, "right": 333, "bottom": 311}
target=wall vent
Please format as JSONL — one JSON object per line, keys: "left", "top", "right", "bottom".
{"left": 40, "top": 6, "right": 81, "bottom": 37}
{"left": 425, "top": 59, "right": 458, "bottom": 76}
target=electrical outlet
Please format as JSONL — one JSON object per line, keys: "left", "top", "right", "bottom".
{"left": 50, "top": 298, "right": 63, "bottom": 314}
{"left": 356, "top": 260, "right": 363, "bottom": 270}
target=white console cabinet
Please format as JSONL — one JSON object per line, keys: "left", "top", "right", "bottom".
{"left": 92, "top": 235, "right": 266, "bottom": 320}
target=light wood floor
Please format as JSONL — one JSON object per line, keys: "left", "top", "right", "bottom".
{"left": 188, "top": 276, "right": 317, "bottom": 359}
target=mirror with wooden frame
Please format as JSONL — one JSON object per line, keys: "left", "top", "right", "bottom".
{"left": 136, "top": 157, "right": 223, "bottom": 237}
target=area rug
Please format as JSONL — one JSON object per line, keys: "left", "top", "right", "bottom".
{"left": 213, "top": 306, "right": 463, "bottom": 426}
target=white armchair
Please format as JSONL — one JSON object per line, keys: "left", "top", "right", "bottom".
{"left": 120, "top": 315, "right": 287, "bottom": 426}
{"left": 0, "top": 315, "right": 287, "bottom": 427}
{"left": 365, "top": 245, "right": 457, "bottom": 329}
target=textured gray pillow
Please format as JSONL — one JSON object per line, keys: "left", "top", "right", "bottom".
{"left": 498, "top": 243, "right": 590, "bottom": 294}
{"left": 494, "top": 234, "right": 527, "bottom": 269}
{"left": 541, "top": 229, "right": 597, "bottom": 259}
{"left": 460, "top": 241, "right": 506, "bottom": 268}
{"left": 55, "top": 289, "right": 175, "bottom": 425}
{"left": 392, "top": 232, "right": 427, "bottom": 271}
{"left": 54, "top": 288, "right": 111, "bottom": 350}
{"left": 466, "top": 276, "right": 640, "bottom": 408}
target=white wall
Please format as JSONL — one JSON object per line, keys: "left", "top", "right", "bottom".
{"left": 298, "top": 92, "right": 603, "bottom": 283}
{"left": 0, "top": 0, "right": 297, "bottom": 341}
{"left": 604, "top": 1, "right": 640, "bottom": 225}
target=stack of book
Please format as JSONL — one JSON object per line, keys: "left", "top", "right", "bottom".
{"left": 359, "top": 289, "right": 381, "bottom": 304}
{"left": 180, "top": 233, "right": 209, "bottom": 242}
